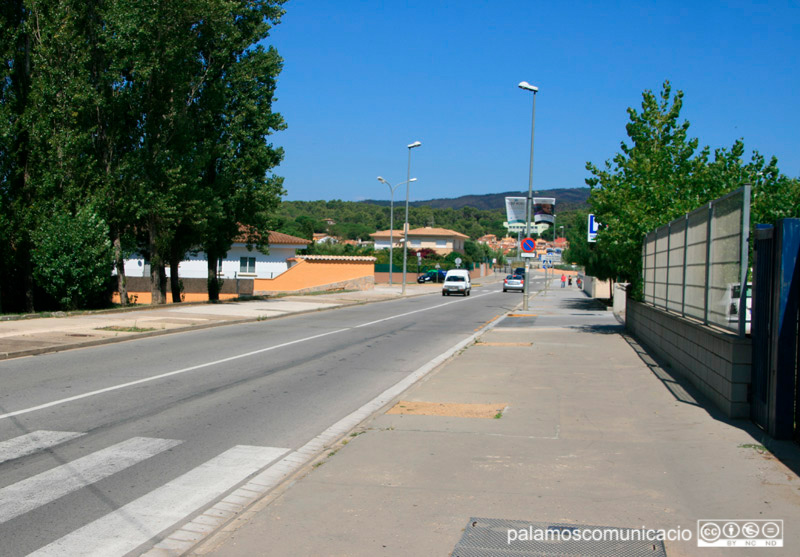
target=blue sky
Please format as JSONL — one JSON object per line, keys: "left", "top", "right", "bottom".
{"left": 265, "top": 1, "right": 800, "bottom": 202}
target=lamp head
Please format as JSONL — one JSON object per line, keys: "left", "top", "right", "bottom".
{"left": 409, "top": 178, "right": 417, "bottom": 183}
{"left": 377, "top": 176, "right": 388, "bottom": 184}
{"left": 407, "top": 141, "right": 421, "bottom": 149}
{"left": 518, "top": 81, "right": 539, "bottom": 92}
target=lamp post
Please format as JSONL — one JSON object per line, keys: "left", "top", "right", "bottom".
{"left": 377, "top": 176, "right": 416, "bottom": 285}
{"left": 402, "top": 141, "right": 421, "bottom": 295}
{"left": 518, "top": 81, "right": 538, "bottom": 310}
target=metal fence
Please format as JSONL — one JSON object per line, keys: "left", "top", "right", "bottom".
{"left": 642, "top": 186, "right": 751, "bottom": 336}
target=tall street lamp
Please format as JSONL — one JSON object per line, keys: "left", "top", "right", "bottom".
{"left": 377, "top": 176, "right": 416, "bottom": 285}
{"left": 518, "top": 81, "right": 538, "bottom": 310}
{"left": 402, "top": 141, "right": 421, "bottom": 295}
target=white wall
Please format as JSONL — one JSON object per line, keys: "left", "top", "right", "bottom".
{"left": 580, "top": 274, "right": 612, "bottom": 298}
{"left": 121, "top": 243, "right": 304, "bottom": 279}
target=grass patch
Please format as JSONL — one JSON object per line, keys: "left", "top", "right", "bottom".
{"left": 494, "top": 412, "right": 503, "bottom": 419}
{"left": 97, "top": 325, "right": 157, "bottom": 333}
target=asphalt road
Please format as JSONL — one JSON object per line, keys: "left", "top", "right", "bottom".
{"left": 0, "top": 280, "right": 537, "bottom": 556}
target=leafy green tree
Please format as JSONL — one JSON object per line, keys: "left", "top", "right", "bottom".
{"left": 585, "top": 81, "right": 709, "bottom": 293}
{"left": 584, "top": 80, "right": 800, "bottom": 297}
{"left": 31, "top": 205, "right": 113, "bottom": 310}
{"left": 0, "top": 0, "right": 38, "bottom": 312}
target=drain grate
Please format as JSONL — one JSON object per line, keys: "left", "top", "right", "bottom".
{"left": 453, "top": 517, "right": 667, "bottom": 557}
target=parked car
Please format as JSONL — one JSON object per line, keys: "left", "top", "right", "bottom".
{"left": 725, "top": 282, "right": 752, "bottom": 333}
{"left": 514, "top": 267, "right": 525, "bottom": 276}
{"left": 442, "top": 269, "right": 471, "bottom": 296}
{"left": 417, "top": 270, "right": 447, "bottom": 283}
{"left": 503, "top": 274, "right": 524, "bottom": 292}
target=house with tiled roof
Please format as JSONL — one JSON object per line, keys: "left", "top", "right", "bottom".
{"left": 498, "top": 236, "right": 517, "bottom": 255}
{"left": 476, "top": 234, "right": 498, "bottom": 250}
{"left": 122, "top": 228, "right": 311, "bottom": 281}
{"left": 370, "top": 226, "right": 469, "bottom": 255}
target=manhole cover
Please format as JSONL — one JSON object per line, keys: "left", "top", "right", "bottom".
{"left": 453, "top": 517, "right": 667, "bottom": 556}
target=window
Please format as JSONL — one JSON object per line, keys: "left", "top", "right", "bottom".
{"left": 240, "top": 257, "right": 256, "bottom": 273}
{"left": 436, "top": 240, "right": 447, "bottom": 248}
{"left": 410, "top": 240, "right": 421, "bottom": 247}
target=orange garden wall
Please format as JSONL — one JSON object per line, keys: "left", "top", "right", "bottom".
{"left": 254, "top": 257, "right": 375, "bottom": 294}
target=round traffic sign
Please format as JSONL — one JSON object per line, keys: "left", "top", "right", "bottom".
{"left": 521, "top": 237, "right": 536, "bottom": 253}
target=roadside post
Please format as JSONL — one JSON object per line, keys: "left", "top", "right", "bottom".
{"left": 520, "top": 237, "right": 536, "bottom": 310}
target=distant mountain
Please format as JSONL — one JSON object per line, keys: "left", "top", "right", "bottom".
{"left": 362, "top": 187, "right": 590, "bottom": 212}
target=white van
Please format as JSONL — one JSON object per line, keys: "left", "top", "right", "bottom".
{"left": 442, "top": 269, "right": 471, "bottom": 296}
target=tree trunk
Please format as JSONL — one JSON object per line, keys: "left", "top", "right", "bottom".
{"left": 207, "top": 250, "right": 220, "bottom": 302}
{"left": 149, "top": 223, "right": 166, "bottom": 304}
{"left": 23, "top": 247, "right": 35, "bottom": 313}
{"left": 113, "top": 234, "right": 128, "bottom": 306}
{"left": 169, "top": 253, "right": 182, "bottom": 303}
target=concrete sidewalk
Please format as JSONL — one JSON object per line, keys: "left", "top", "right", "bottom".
{"left": 194, "top": 286, "right": 800, "bottom": 557}
{"left": 0, "top": 282, "right": 461, "bottom": 360}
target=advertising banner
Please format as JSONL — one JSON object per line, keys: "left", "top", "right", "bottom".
{"left": 505, "top": 197, "right": 527, "bottom": 225}
{"left": 533, "top": 197, "right": 555, "bottom": 224}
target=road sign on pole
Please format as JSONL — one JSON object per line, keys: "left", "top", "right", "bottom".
{"left": 520, "top": 237, "right": 536, "bottom": 253}
{"left": 588, "top": 214, "right": 600, "bottom": 242}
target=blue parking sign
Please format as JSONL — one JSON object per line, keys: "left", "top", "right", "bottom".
{"left": 588, "top": 214, "right": 600, "bottom": 242}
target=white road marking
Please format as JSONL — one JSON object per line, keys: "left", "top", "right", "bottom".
{"left": 0, "top": 430, "right": 85, "bottom": 465}
{"left": 0, "top": 437, "right": 181, "bottom": 525}
{"left": 0, "top": 290, "right": 499, "bottom": 422}
{"left": 30, "top": 445, "right": 289, "bottom": 557}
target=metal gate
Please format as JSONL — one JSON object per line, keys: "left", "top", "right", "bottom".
{"left": 750, "top": 225, "right": 773, "bottom": 430}
{"left": 751, "top": 219, "right": 800, "bottom": 440}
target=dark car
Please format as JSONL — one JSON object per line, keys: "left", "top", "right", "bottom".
{"left": 514, "top": 267, "right": 525, "bottom": 277}
{"left": 417, "top": 270, "right": 447, "bottom": 283}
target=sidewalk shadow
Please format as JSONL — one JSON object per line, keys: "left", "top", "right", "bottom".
{"left": 568, "top": 323, "right": 625, "bottom": 334}
{"left": 558, "top": 297, "right": 610, "bottom": 312}
{"left": 621, "top": 332, "right": 800, "bottom": 476}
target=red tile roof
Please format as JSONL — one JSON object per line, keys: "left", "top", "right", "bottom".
{"left": 371, "top": 227, "right": 469, "bottom": 240}
{"left": 235, "top": 225, "right": 311, "bottom": 245}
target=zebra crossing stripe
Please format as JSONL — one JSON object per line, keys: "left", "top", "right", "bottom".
{"left": 29, "top": 445, "right": 289, "bottom": 557}
{"left": 0, "top": 430, "right": 85, "bottom": 464}
{"left": 0, "top": 436, "right": 181, "bottom": 525}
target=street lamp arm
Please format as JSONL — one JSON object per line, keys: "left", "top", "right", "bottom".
{"left": 377, "top": 176, "right": 417, "bottom": 196}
